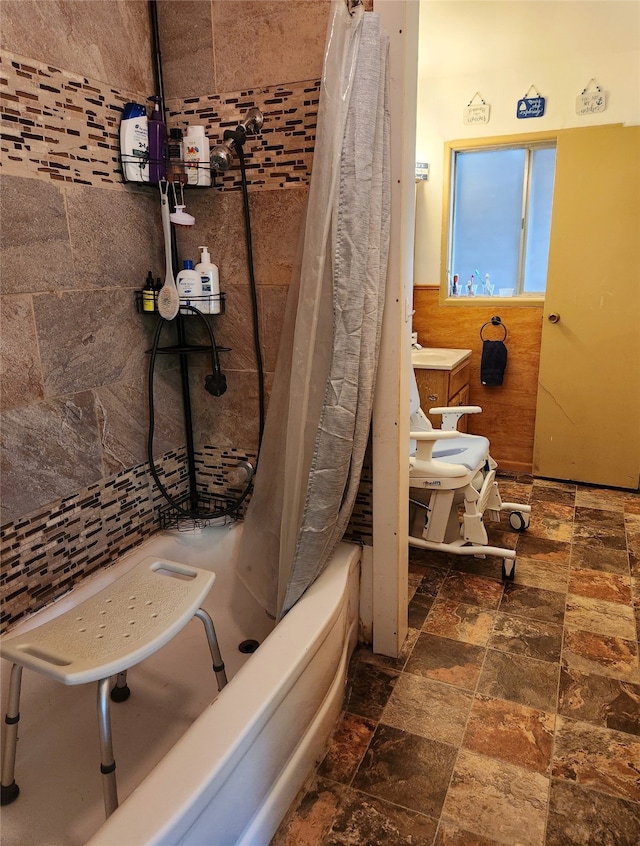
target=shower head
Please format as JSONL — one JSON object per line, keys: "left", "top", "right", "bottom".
{"left": 210, "top": 143, "right": 234, "bottom": 172}
{"left": 210, "top": 107, "right": 264, "bottom": 172}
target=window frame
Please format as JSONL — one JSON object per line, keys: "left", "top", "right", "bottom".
{"left": 440, "top": 131, "right": 557, "bottom": 306}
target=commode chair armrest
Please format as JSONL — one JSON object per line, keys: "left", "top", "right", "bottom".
{"left": 410, "top": 429, "right": 460, "bottom": 465}
{"left": 429, "top": 405, "right": 483, "bottom": 431}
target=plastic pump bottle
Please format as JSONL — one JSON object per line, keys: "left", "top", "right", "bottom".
{"left": 176, "top": 260, "right": 202, "bottom": 312}
{"left": 147, "top": 95, "right": 167, "bottom": 183}
{"left": 120, "top": 102, "right": 149, "bottom": 182}
{"left": 195, "top": 246, "right": 220, "bottom": 314}
{"left": 183, "top": 126, "right": 211, "bottom": 187}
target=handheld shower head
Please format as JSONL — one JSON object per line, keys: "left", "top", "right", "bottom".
{"left": 210, "top": 143, "right": 234, "bottom": 172}
{"left": 210, "top": 107, "right": 264, "bottom": 172}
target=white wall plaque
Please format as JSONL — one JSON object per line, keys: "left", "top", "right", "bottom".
{"left": 464, "top": 92, "right": 490, "bottom": 125}
{"left": 576, "top": 86, "right": 606, "bottom": 115}
{"left": 463, "top": 103, "right": 491, "bottom": 125}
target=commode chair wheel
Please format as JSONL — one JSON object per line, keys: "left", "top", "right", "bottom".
{"left": 0, "top": 557, "right": 228, "bottom": 819}
{"left": 508, "top": 511, "right": 530, "bottom": 532}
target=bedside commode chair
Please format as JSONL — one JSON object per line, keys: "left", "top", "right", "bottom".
{"left": 409, "top": 368, "right": 531, "bottom": 579}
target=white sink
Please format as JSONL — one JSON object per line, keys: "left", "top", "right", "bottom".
{"left": 411, "top": 347, "right": 471, "bottom": 371}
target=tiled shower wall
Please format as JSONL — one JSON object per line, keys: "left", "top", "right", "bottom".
{"left": 1, "top": 1, "right": 373, "bottom": 633}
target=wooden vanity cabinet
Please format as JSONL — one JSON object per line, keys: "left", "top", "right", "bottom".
{"left": 414, "top": 359, "right": 470, "bottom": 432}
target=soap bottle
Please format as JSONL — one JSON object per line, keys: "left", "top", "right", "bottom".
{"left": 176, "top": 260, "right": 202, "bottom": 312}
{"left": 142, "top": 270, "right": 155, "bottom": 312}
{"left": 147, "top": 95, "right": 167, "bottom": 183}
{"left": 120, "top": 102, "right": 149, "bottom": 182}
{"left": 195, "top": 246, "right": 220, "bottom": 314}
{"left": 183, "top": 126, "right": 211, "bottom": 187}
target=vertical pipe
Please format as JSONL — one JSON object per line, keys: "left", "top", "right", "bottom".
{"left": 148, "top": 0, "right": 166, "bottom": 120}
{"left": 175, "top": 315, "right": 199, "bottom": 510}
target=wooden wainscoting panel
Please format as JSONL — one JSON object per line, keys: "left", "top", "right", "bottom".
{"left": 412, "top": 288, "right": 543, "bottom": 473}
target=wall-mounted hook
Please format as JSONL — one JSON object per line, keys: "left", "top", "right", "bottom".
{"left": 491, "top": 315, "right": 502, "bottom": 326}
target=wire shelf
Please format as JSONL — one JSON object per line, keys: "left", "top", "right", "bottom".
{"left": 158, "top": 493, "right": 240, "bottom": 532}
{"left": 135, "top": 290, "right": 225, "bottom": 316}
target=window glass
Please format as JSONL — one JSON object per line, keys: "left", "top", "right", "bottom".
{"left": 447, "top": 141, "right": 556, "bottom": 298}
{"left": 523, "top": 146, "right": 556, "bottom": 293}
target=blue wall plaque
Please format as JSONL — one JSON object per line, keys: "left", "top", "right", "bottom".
{"left": 517, "top": 96, "right": 546, "bottom": 119}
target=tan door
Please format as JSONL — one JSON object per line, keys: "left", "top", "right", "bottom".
{"left": 534, "top": 124, "right": 640, "bottom": 489}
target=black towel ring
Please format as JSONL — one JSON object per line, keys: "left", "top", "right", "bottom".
{"left": 480, "top": 315, "right": 507, "bottom": 341}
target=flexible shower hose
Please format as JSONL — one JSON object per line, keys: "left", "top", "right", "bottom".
{"left": 146, "top": 151, "right": 266, "bottom": 521}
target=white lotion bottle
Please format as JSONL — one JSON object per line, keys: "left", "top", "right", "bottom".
{"left": 176, "top": 260, "right": 202, "bottom": 312}
{"left": 195, "top": 246, "right": 220, "bottom": 314}
{"left": 183, "top": 126, "right": 211, "bottom": 187}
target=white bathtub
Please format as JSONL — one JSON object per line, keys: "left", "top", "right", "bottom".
{"left": 1, "top": 523, "right": 361, "bottom": 846}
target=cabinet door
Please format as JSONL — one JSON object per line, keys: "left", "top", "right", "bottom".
{"left": 415, "top": 369, "right": 448, "bottom": 425}
{"left": 448, "top": 385, "right": 470, "bottom": 432}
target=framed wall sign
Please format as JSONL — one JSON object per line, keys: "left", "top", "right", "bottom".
{"left": 517, "top": 85, "right": 546, "bottom": 119}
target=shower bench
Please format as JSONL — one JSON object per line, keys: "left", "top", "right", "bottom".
{"left": 0, "top": 557, "right": 227, "bottom": 818}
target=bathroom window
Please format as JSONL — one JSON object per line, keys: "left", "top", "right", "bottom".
{"left": 445, "top": 140, "right": 556, "bottom": 299}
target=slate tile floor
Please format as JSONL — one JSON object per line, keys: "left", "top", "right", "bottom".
{"left": 272, "top": 479, "right": 640, "bottom": 846}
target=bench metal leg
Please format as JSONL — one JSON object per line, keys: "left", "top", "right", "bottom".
{"left": 1, "top": 663, "right": 23, "bottom": 805}
{"left": 194, "top": 609, "right": 228, "bottom": 691}
{"left": 97, "top": 678, "right": 118, "bottom": 818}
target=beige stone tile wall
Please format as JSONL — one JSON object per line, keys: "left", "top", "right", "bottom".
{"left": 1, "top": 0, "right": 373, "bottom": 632}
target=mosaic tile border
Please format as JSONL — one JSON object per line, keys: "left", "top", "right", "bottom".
{"left": 0, "top": 49, "right": 319, "bottom": 192}
{"left": 0, "top": 438, "right": 373, "bottom": 632}
{"left": 0, "top": 449, "right": 190, "bottom": 633}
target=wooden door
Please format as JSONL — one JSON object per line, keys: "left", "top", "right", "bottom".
{"left": 534, "top": 125, "right": 640, "bottom": 489}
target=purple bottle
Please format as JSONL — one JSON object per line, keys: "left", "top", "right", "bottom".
{"left": 147, "top": 95, "right": 167, "bottom": 183}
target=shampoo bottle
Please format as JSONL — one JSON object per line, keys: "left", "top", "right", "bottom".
{"left": 195, "top": 246, "right": 220, "bottom": 314}
{"left": 176, "top": 260, "right": 202, "bottom": 312}
{"left": 147, "top": 95, "right": 167, "bottom": 183}
{"left": 183, "top": 126, "right": 211, "bottom": 187}
{"left": 120, "top": 102, "right": 149, "bottom": 182}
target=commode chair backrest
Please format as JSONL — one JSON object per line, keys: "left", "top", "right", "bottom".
{"left": 409, "top": 365, "right": 432, "bottom": 457}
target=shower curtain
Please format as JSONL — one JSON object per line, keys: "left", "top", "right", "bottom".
{"left": 236, "top": 0, "right": 390, "bottom": 620}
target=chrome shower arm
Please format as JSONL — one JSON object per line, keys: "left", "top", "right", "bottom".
{"left": 210, "top": 107, "right": 263, "bottom": 172}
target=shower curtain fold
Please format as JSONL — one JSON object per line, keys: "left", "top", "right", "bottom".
{"left": 235, "top": 0, "right": 390, "bottom": 620}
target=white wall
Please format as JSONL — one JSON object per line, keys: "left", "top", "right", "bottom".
{"left": 415, "top": 0, "right": 640, "bottom": 285}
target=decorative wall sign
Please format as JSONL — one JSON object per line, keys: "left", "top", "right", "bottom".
{"left": 463, "top": 92, "right": 491, "bottom": 125}
{"left": 517, "top": 85, "right": 546, "bottom": 119}
{"left": 576, "top": 78, "right": 607, "bottom": 115}
{"left": 415, "top": 162, "right": 429, "bottom": 180}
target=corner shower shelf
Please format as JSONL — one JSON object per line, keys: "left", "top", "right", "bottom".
{"left": 134, "top": 290, "right": 226, "bottom": 316}
{"left": 146, "top": 343, "right": 231, "bottom": 356}
{"left": 158, "top": 493, "right": 240, "bottom": 531}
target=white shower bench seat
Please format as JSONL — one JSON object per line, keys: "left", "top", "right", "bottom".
{"left": 0, "top": 556, "right": 227, "bottom": 818}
